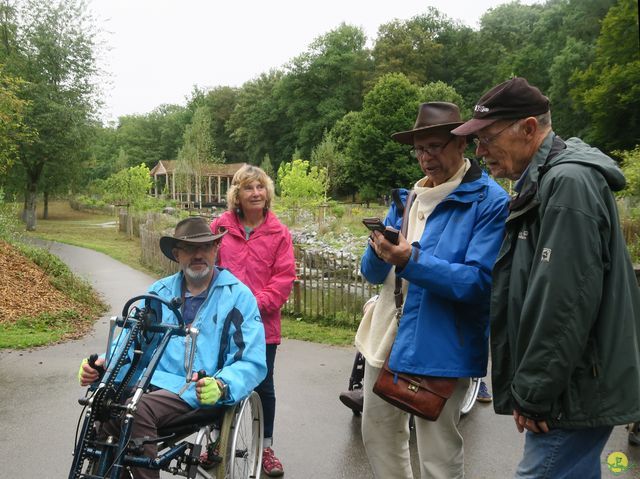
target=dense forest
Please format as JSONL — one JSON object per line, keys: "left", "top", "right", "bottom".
{"left": 0, "top": 0, "right": 638, "bottom": 227}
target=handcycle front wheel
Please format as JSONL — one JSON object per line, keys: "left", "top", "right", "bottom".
{"left": 460, "top": 377, "right": 481, "bottom": 416}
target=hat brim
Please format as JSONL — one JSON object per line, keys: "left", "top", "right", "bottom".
{"left": 391, "top": 122, "right": 464, "bottom": 145}
{"left": 159, "top": 229, "right": 227, "bottom": 262}
{"left": 451, "top": 118, "right": 500, "bottom": 136}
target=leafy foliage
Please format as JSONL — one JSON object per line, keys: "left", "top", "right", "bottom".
{"left": 101, "top": 164, "right": 153, "bottom": 209}
{"left": 277, "top": 159, "right": 328, "bottom": 222}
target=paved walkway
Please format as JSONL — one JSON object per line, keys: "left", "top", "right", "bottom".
{"left": 0, "top": 240, "right": 637, "bottom": 478}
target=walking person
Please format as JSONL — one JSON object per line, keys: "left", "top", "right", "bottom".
{"left": 210, "top": 164, "right": 296, "bottom": 477}
{"left": 358, "top": 102, "right": 509, "bottom": 478}
{"left": 452, "top": 76, "right": 640, "bottom": 478}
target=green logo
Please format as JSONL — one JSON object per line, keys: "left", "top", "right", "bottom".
{"left": 607, "top": 452, "right": 630, "bottom": 475}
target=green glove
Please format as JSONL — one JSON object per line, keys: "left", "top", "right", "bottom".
{"left": 199, "top": 377, "right": 222, "bottom": 405}
{"left": 78, "top": 357, "right": 89, "bottom": 385}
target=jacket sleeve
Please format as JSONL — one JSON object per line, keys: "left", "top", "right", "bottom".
{"left": 510, "top": 171, "right": 607, "bottom": 418}
{"left": 397, "top": 194, "right": 509, "bottom": 304}
{"left": 215, "top": 289, "right": 267, "bottom": 404}
{"left": 254, "top": 227, "right": 296, "bottom": 314}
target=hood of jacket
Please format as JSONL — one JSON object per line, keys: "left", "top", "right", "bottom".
{"left": 532, "top": 134, "right": 626, "bottom": 192}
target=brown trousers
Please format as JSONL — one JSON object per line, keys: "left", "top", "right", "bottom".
{"left": 101, "top": 389, "right": 192, "bottom": 479}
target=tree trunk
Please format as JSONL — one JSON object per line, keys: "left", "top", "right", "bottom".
{"left": 25, "top": 181, "right": 37, "bottom": 231}
{"left": 43, "top": 190, "right": 49, "bottom": 219}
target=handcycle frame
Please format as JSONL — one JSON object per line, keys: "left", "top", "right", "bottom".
{"left": 68, "top": 293, "right": 263, "bottom": 479}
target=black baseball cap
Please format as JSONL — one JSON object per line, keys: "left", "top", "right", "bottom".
{"left": 452, "top": 77, "right": 550, "bottom": 136}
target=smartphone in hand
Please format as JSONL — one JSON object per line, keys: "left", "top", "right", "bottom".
{"left": 362, "top": 218, "right": 400, "bottom": 245}
{"left": 362, "top": 217, "right": 385, "bottom": 232}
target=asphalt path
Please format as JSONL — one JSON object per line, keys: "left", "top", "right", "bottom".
{"left": 0, "top": 240, "right": 638, "bottom": 478}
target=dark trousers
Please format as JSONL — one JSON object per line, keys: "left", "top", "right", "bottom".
{"left": 255, "top": 344, "right": 277, "bottom": 441}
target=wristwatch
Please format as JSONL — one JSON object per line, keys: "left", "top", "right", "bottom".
{"left": 216, "top": 378, "right": 229, "bottom": 400}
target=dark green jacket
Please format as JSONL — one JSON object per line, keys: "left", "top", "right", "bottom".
{"left": 491, "top": 132, "right": 640, "bottom": 428}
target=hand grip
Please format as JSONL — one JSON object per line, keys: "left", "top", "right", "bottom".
{"left": 88, "top": 353, "right": 106, "bottom": 377}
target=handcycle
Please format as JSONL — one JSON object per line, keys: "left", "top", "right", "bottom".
{"left": 68, "top": 293, "right": 263, "bottom": 479}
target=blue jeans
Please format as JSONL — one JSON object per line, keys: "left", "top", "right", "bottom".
{"left": 256, "top": 344, "right": 277, "bottom": 442}
{"left": 515, "top": 426, "right": 613, "bottom": 479}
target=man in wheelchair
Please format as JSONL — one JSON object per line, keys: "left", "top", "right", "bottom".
{"left": 77, "top": 216, "right": 267, "bottom": 479}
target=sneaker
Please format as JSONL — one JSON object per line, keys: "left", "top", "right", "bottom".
{"left": 262, "top": 447, "right": 284, "bottom": 477}
{"left": 476, "top": 380, "right": 493, "bottom": 403}
{"left": 199, "top": 442, "right": 221, "bottom": 470}
{"left": 339, "top": 389, "right": 364, "bottom": 414}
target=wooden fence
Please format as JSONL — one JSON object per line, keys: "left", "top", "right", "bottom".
{"left": 282, "top": 246, "right": 379, "bottom": 327}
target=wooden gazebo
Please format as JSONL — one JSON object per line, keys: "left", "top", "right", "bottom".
{"left": 149, "top": 161, "right": 245, "bottom": 206}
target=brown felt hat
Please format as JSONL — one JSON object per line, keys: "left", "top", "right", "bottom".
{"left": 391, "top": 102, "right": 464, "bottom": 145}
{"left": 160, "top": 216, "right": 227, "bottom": 262}
{"left": 452, "top": 77, "right": 550, "bottom": 136}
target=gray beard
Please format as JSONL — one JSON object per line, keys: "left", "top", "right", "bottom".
{"left": 184, "top": 265, "right": 211, "bottom": 282}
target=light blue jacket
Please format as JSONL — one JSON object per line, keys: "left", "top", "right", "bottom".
{"left": 361, "top": 161, "right": 509, "bottom": 378}
{"left": 146, "top": 268, "right": 267, "bottom": 408}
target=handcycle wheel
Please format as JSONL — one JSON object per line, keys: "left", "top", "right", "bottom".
{"left": 460, "top": 377, "right": 481, "bottom": 416}
{"left": 217, "top": 391, "right": 264, "bottom": 479}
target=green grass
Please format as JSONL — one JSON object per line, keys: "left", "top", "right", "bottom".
{"left": 0, "top": 310, "right": 88, "bottom": 349}
{"left": 22, "top": 201, "right": 162, "bottom": 278}
{"left": 281, "top": 315, "right": 356, "bottom": 346}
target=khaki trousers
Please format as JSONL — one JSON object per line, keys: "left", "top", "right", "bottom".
{"left": 361, "top": 361, "right": 470, "bottom": 479}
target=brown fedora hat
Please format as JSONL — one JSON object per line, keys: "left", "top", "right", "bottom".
{"left": 160, "top": 216, "right": 227, "bottom": 262}
{"left": 391, "top": 102, "right": 464, "bottom": 145}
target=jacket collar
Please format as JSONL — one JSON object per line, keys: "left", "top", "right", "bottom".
{"left": 444, "top": 159, "right": 488, "bottom": 203}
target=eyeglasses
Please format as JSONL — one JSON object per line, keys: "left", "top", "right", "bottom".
{"left": 175, "top": 242, "right": 217, "bottom": 255}
{"left": 473, "top": 120, "right": 519, "bottom": 148}
{"left": 410, "top": 136, "right": 454, "bottom": 158}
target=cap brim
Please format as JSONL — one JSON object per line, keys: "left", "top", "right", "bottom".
{"left": 451, "top": 118, "right": 499, "bottom": 136}
{"left": 391, "top": 122, "right": 464, "bottom": 145}
{"left": 159, "top": 229, "right": 227, "bottom": 262}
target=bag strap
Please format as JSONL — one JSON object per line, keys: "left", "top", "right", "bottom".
{"left": 393, "top": 190, "right": 416, "bottom": 321}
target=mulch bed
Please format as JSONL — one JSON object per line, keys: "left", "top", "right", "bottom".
{"left": 0, "top": 240, "right": 81, "bottom": 324}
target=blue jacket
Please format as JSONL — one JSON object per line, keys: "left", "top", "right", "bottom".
{"left": 361, "top": 161, "right": 509, "bottom": 378}
{"left": 146, "top": 268, "right": 267, "bottom": 408}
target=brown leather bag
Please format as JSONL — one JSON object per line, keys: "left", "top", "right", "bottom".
{"left": 373, "top": 355, "right": 457, "bottom": 421}
{"left": 371, "top": 190, "right": 457, "bottom": 421}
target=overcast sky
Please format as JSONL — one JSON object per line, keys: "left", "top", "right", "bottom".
{"left": 88, "top": 0, "right": 539, "bottom": 122}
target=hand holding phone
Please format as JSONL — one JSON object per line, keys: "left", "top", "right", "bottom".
{"left": 362, "top": 218, "right": 400, "bottom": 245}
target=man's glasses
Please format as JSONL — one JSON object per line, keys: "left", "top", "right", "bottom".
{"left": 175, "top": 242, "right": 217, "bottom": 254}
{"left": 410, "top": 136, "right": 454, "bottom": 158}
{"left": 473, "top": 120, "right": 519, "bottom": 148}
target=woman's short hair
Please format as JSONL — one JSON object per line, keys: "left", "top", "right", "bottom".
{"left": 226, "top": 164, "right": 275, "bottom": 212}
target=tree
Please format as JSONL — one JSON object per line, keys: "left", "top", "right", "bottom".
{"left": 346, "top": 73, "right": 423, "bottom": 197}
{"left": 259, "top": 154, "right": 274, "bottom": 179}
{"left": 617, "top": 145, "right": 640, "bottom": 198}
{"left": 0, "top": 0, "right": 100, "bottom": 230}
{"left": 176, "top": 105, "right": 220, "bottom": 205}
{"left": 372, "top": 9, "right": 449, "bottom": 85}
{"left": 571, "top": 0, "right": 640, "bottom": 151}
{"left": 276, "top": 23, "right": 373, "bottom": 159}
{"left": 0, "top": 66, "right": 31, "bottom": 174}
{"left": 277, "top": 158, "right": 327, "bottom": 223}
{"left": 101, "top": 164, "right": 153, "bottom": 208}
{"left": 310, "top": 131, "right": 348, "bottom": 198}
{"left": 227, "top": 70, "right": 290, "bottom": 170}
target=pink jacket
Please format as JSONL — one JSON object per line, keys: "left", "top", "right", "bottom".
{"left": 210, "top": 210, "right": 296, "bottom": 344}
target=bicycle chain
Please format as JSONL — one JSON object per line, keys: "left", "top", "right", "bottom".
{"left": 72, "top": 319, "right": 142, "bottom": 479}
